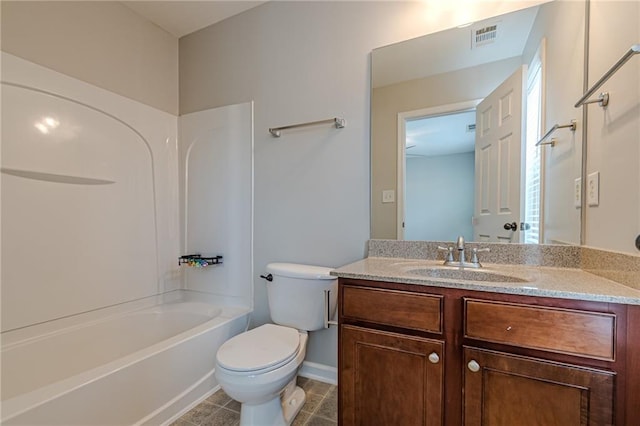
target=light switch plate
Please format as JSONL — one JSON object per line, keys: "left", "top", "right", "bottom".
{"left": 382, "top": 190, "right": 395, "bottom": 203}
{"left": 587, "top": 171, "right": 599, "bottom": 207}
{"left": 574, "top": 178, "right": 581, "bottom": 208}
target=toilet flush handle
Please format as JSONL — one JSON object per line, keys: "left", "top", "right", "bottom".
{"left": 260, "top": 274, "right": 273, "bottom": 282}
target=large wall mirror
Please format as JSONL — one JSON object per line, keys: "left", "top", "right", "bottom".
{"left": 371, "top": 0, "right": 585, "bottom": 245}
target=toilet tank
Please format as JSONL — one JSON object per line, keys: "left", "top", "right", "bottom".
{"left": 265, "top": 263, "right": 338, "bottom": 331}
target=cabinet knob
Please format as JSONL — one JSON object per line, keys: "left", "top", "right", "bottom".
{"left": 428, "top": 352, "right": 440, "bottom": 364}
{"left": 467, "top": 360, "right": 480, "bottom": 372}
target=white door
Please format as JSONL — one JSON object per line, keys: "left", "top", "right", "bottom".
{"left": 474, "top": 66, "right": 526, "bottom": 242}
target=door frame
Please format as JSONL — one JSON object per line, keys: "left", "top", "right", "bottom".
{"left": 396, "top": 99, "right": 482, "bottom": 240}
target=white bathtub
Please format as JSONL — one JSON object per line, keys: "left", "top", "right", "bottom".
{"left": 1, "top": 290, "right": 251, "bottom": 425}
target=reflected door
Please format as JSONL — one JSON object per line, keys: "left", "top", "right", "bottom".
{"left": 474, "top": 66, "right": 526, "bottom": 242}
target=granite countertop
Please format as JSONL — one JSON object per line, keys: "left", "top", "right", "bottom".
{"left": 331, "top": 257, "right": 640, "bottom": 305}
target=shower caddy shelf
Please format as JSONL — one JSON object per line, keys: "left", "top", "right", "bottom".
{"left": 178, "top": 254, "right": 223, "bottom": 268}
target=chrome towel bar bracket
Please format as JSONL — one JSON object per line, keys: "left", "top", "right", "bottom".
{"left": 535, "top": 120, "right": 577, "bottom": 147}
{"left": 269, "top": 117, "right": 345, "bottom": 137}
{"left": 579, "top": 92, "right": 610, "bottom": 108}
{"left": 575, "top": 43, "right": 639, "bottom": 108}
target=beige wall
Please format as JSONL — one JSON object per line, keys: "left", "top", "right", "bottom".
{"left": 371, "top": 57, "right": 523, "bottom": 239}
{"left": 1, "top": 1, "right": 178, "bottom": 115}
{"left": 585, "top": 1, "right": 640, "bottom": 254}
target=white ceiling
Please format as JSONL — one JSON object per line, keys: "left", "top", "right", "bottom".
{"left": 122, "top": 1, "right": 266, "bottom": 38}
{"left": 406, "top": 110, "right": 476, "bottom": 157}
{"left": 372, "top": 5, "right": 539, "bottom": 88}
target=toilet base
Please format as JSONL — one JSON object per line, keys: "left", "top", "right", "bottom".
{"left": 282, "top": 384, "right": 306, "bottom": 425}
{"left": 239, "top": 381, "right": 306, "bottom": 426}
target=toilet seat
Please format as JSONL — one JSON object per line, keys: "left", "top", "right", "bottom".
{"left": 216, "top": 324, "right": 300, "bottom": 374}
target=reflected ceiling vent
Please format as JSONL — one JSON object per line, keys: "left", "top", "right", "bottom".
{"left": 466, "top": 124, "right": 476, "bottom": 132}
{"left": 472, "top": 23, "right": 499, "bottom": 48}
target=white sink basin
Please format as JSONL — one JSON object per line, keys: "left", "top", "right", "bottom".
{"left": 387, "top": 261, "right": 531, "bottom": 283}
{"left": 404, "top": 267, "right": 529, "bottom": 283}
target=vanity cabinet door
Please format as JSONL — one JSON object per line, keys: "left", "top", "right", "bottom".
{"left": 463, "top": 347, "right": 615, "bottom": 426}
{"left": 340, "top": 325, "right": 444, "bottom": 426}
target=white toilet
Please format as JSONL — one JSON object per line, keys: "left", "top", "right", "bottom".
{"left": 214, "top": 263, "right": 338, "bottom": 426}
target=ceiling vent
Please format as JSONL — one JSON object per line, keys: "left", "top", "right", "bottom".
{"left": 472, "top": 23, "right": 499, "bottom": 48}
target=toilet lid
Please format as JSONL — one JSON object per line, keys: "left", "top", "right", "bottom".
{"left": 216, "top": 324, "right": 300, "bottom": 372}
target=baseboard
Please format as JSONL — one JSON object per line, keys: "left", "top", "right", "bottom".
{"left": 299, "top": 361, "right": 337, "bottom": 385}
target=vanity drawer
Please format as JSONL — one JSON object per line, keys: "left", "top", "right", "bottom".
{"left": 342, "top": 285, "right": 442, "bottom": 333}
{"left": 464, "top": 299, "right": 616, "bottom": 360}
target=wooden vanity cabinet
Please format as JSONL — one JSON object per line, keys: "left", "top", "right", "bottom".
{"left": 462, "top": 298, "right": 617, "bottom": 426}
{"left": 341, "top": 325, "right": 444, "bottom": 426}
{"left": 462, "top": 346, "right": 615, "bottom": 425}
{"left": 338, "top": 278, "right": 639, "bottom": 426}
{"left": 339, "top": 284, "right": 446, "bottom": 426}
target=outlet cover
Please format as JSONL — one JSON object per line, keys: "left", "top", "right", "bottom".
{"left": 574, "top": 178, "right": 582, "bottom": 208}
{"left": 587, "top": 172, "right": 600, "bottom": 207}
{"left": 382, "top": 190, "right": 395, "bottom": 203}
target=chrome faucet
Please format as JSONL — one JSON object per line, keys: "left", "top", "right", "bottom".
{"left": 456, "top": 235, "right": 466, "bottom": 265}
{"left": 438, "top": 235, "right": 490, "bottom": 268}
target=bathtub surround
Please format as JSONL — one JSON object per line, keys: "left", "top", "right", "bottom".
{"left": 1, "top": 53, "right": 254, "bottom": 423}
{"left": 1, "top": 53, "right": 180, "bottom": 331}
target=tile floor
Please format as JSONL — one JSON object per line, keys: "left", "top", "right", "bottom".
{"left": 171, "top": 377, "right": 337, "bottom": 426}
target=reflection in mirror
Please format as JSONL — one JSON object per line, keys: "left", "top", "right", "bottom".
{"left": 371, "top": 0, "right": 585, "bottom": 245}
{"left": 401, "top": 103, "right": 478, "bottom": 242}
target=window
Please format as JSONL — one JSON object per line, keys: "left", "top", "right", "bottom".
{"left": 524, "top": 40, "right": 545, "bottom": 244}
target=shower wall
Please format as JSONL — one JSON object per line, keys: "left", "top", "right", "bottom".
{"left": 1, "top": 53, "right": 180, "bottom": 331}
{"left": 179, "top": 104, "right": 254, "bottom": 308}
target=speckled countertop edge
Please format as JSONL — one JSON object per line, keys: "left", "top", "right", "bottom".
{"left": 331, "top": 243, "right": 640, "bottom": 305}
